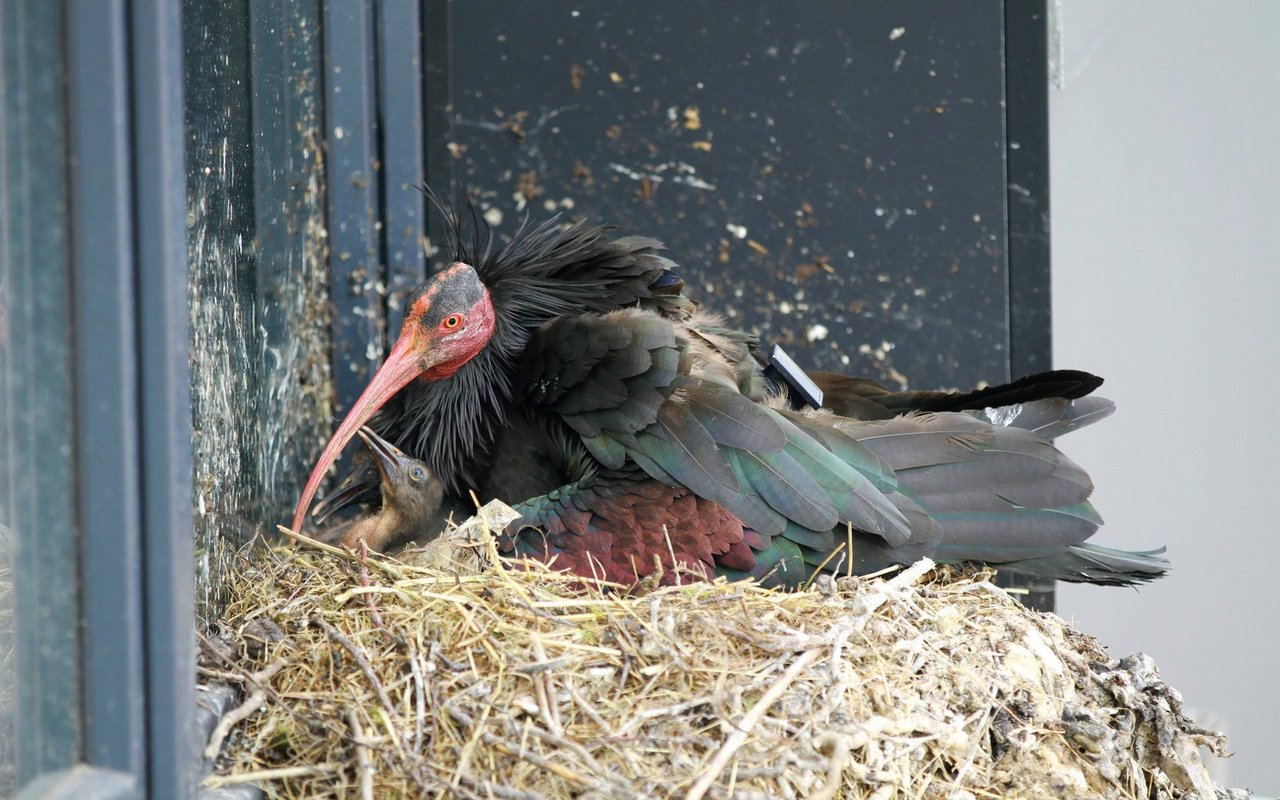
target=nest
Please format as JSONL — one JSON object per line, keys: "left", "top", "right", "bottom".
{"left": 201, "top": 503, "right": 1227, "bottom": 799}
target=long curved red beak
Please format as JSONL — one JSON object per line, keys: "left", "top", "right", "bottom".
{"left": 290, "top": 330, "right": 428, "bottom": 532}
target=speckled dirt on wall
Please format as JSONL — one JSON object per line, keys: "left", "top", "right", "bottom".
{"left": 185, "top": 6, "right": 331, "bottom": 621}
{"left": 435, "top": 2, "right": 1014, "bottom": 391}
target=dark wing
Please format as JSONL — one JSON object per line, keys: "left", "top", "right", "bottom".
{"left": 517, "top": 309, "right": 912, "bottom": 545}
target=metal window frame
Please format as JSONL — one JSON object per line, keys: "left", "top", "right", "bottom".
{"left": 377, "top": 0, "right": 429, "bottom": 334}
{"left": 3, "top": 0, "right": 84, "bottom": 789}
{"left": 323, "top": 0, "right": 430, "bottom": 408}
{"left": 5, "top": 0, "right": 196, "bottom": 798}
{"left": 1001, "top": 0, "right": 1056, "bottom": 612}
{"left": 1005, "top": 0, "right": 1053, "bottom": 381}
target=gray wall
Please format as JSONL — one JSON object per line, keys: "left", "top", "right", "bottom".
{"left": 1051, "top": 1, "right": 1280, "bottom": 793}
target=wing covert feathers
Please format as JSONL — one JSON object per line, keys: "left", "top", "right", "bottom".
{"left": 506, "top": 278, "right": 1160, "bottom": 587}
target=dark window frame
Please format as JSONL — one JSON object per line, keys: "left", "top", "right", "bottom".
{"left": 998, "top": 0, "right": 1055, "bottom": 610}
{"left": 4, "top": 1, "right": 196, "bottom": 798}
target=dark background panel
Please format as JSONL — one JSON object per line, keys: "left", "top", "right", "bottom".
{"left": 432, "top": 0, "right": 1013, "bottom": 389}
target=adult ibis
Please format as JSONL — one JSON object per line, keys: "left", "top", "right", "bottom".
{"left": 292, "top": 212, "right": 1167, "bottom": 588}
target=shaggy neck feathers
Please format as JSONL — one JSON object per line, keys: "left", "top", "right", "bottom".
{"left": 396, "top": 210, "right": 664, "bottom": 497}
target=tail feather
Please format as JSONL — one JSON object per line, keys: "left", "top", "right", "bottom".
{"left": 895, "top": 443, "right": 1092, "bottom": 502}
{"left": 973, "top": 543, "right": 1170, "bottom": 586}
{"left": 973, "top": 396, "right": 1116, "bottom": 439}
{"left": 808, "top": 406, "right": 1167, "bottom": 587}
{"left": 925, "top": 503, "right": 1103, "bottom": 552}
{"left": 847, "top": 412, "right": 1098, "bottom": 538}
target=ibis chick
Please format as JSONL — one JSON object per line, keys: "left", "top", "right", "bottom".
{"left": 317, "top": 427, "right": 448, "bottom": 553}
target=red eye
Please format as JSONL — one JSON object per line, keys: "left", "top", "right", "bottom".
{"left": 443, "top": 314, "right": 462, "bottom": 330}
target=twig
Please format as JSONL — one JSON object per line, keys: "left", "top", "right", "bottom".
{"left": 530, "top": 635, "right": 563, "bottom": 737}
{"left": 445, "top": 706, "right": 591, "bottom": 787}
{"left": 313, "top": 616, "right": 399, "bottom": 721}
{"left": 204, "top": 690, "right": 265, "bottom": 761}
{"left": 684, "top": 647, "right": 823, "bottom": 800}
{"left": 346, "top": 708, "right": 374, "bottom": 800}
{"left": 359, "top": 540, "right": 388, "bottom": 631}
{"left": 277, "top": 524, "right": 402, "bottom": 578}
{"left": 569, "top": 684, "right": 613, "bottom": 735}
{"left": 409, "top": 649, "right": 428, "bottom": 753}
{"left": 456, "top": 773, "right": 549, "bottom": 800}
{"left": 615, "top": 671, "right": 778, "bottom": 736}
{"left": 197, "top": 658, "right": 286, "bottom": 690}
{"left": 809, "top": 733, "right": 852, "bottom": 800}
{"left": 202, "top": 660, "right": 286, "bottom": 761}
{"left": 949, "top": 689, "right": 998, "bottom": 789}
{"left": 196, "top": 665, "right": 252, "bottom": 683}
{"left": 205, "top": 662, "right": 284, "bottom": 762}
{"left": 491, "top": 711, "right": 618, "bottom": 789}
{"left": 203, "top": 764, "right": 341, "bottom": 789}
{"left": 802, "top": 541, "right": 848, "bottom": 591}
{"left": 886, "top": 557, "right": 936, "bottom": 590}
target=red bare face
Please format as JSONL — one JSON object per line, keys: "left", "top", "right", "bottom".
{"left": 290, "top": 263, "right": 495, "bottom": 531}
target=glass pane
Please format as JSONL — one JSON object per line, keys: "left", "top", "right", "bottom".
{"left": 0, "top": 1, "right": 82, "bottom": 790}
{"left": 184, "top": 0, "right": 332, "bottom": 621}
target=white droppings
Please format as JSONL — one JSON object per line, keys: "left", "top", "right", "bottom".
{"left": 806, "top": 324, "right": 829, "bottom": 343}
{"left": 726, "top": 223, "right": 748, "bottom": 239}
{"left": 858, "top": 341, "right": 896, "bottom": 361}
{"left": 483, "top": 207, "right": 503, "bottom": 226}
{"left": 889, "top": 27, "right": 906, "bottom": 40}
{"left": 607, "top": 162, "right": 717, "bottom": 191}
{"left": 984, "top": 404, "right": 1025, "bottom": 427}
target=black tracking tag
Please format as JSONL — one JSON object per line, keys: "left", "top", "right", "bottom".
{"left": 763, "top": 344, "right": 824, "bottom": 410}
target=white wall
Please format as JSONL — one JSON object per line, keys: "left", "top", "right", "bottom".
{"left": 1051, "top": 1, "right": 1280, "bottom": 793}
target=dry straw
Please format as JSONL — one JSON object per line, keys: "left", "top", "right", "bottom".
{"left": 201, "top": 503, "right": 1225, "bottom": 799}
